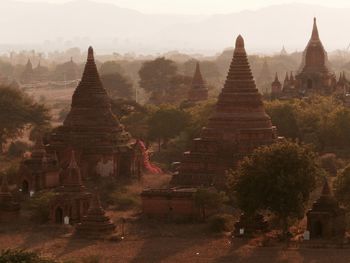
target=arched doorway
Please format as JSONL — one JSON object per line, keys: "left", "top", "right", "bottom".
{"left": 55, "top": 207, "right": 63, "bottom": 224}
{"left": 307, "top": 79, "right": 313, "bottom": 90}
{"left": 22, "top": 180, "right": 29, "bottom": 195}
{"left": 313, "top": 220, "right": 323, "bottom": 238}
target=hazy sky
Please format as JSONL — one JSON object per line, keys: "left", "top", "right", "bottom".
{"left": 17, "top": 0, "right": 350, "bottom": 14}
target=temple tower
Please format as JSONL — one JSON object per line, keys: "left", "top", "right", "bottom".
{"left": 47, "top": 47, "right": 135, "bottom": 179}
{"left": 171, "top": 35, "right": 277, "bottom": 187}
{"left": 295, "top": 18, "right": 336, "bottom": 95}
{"left": 188, "top": 62, "right": 208, "bottom": 102}
{"left": 306, "top": 179, "right": 346, "bottom": 239}
{"left": 271, "top": 73, "right": 282, "bottom": 99}
{"left": 75, "top": 192, "right": 115, "bottom": 238}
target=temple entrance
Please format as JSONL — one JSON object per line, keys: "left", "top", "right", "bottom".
{"left": 307, "top": 79, "right": 313, "bottom": 90}
{"left": 22, "top": 180, "right": 29, "bottom": 195}
{"left": 55, "top": 207, "right": 63, "bottom": 224}
{"left": 312, "top": 221, "right": 323, "bottom": 238}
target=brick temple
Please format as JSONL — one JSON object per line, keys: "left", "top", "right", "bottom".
{"left": 18, "top": 138, "right": 60, "bottom": 195}
{"left": 171, "top": 35, "right": 277, "bottom": 187}
{"left": 50, "top": 150, "right": 91, "bottom": 224}
{"left": 187, "top": 62, "right": 208, "bottom": 102}
{"left": 47, "top": 47, "right": 136, "bottom": 179}
{"left": 275, "top": 18, "right": 337, "bottom": 99}
{"left": 306, "top": 179, "right": 346, "bottom": 239}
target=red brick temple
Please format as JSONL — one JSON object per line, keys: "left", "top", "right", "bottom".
{"left": 75, "top": 193, "right": 115, "bottom": 237}
{"left": 306, "top": 179, "right": 346, "bottom": 239}
{"left": 18, "top": 138, "right": 60, "bottom": 195}
{"left": 188, "top": 62, "right": 208, "bottom": 102}
{"left": 171, "top": 35, "right": 277, "bottom": 187}
{"left": 47, "top": 47, "right": 135, "bottom": 179}
{"left": 270, "top": 73, "right": 282, "bottom": 99}
{"left": 50, "top": 150, "right": 91, "bottom": 224}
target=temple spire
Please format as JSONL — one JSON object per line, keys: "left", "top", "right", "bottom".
{"left": 274, "top": 72, "right": 279, "bottom": 82}
{"left": 311, "top": 17, "right": 320, "bottom": 41}
{"left": 321, "top": 177, "right": 331, "bottom": 196}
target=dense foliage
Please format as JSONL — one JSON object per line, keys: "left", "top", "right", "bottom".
{"left": 230, "top": 140, "right": 320, "bottom": 234}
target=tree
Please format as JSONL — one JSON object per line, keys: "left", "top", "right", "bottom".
{"left": 334, "top": 165, "right": 350, "bottom": 210}
{"left": 0, "top": 86, "right": 50, "bottom": 153}
{"left": 100, "top": 61, "right": 125, "bottom": 75}
{"left": 101, "top": 72, "right": 134, "bottom": 100}
{"left": 138, "top": 57, "right": 190, "bottom": 104}
{"left": 148, "top": 106, "right": 189, "bottom": 151}
{"left": 231, "top": 140, "right": 319, "bottom": 236}
{"left": 194, "top": 188, "right": 227, "bottom": 220}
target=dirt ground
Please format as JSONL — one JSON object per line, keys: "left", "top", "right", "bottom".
{"left": 0, "top": 225, "right": 350, "bottom": 263}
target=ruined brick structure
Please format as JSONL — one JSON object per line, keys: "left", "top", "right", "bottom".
{"left": 141, "top": 188, "right": 199, "bottom": 220}
{"left": 171, "top": 35, "right": 277, "bottom": 187}
{"left": 18, "top": 139, "right": 60, "bottom": 195}
{"left": 50, "top": 151, "right": 91, "bottom": 224}
{"left": 75, "top": 193, "right": 115, "bottom": 237}
{"left": 188, "top": 62, "right": 208, "bottom": 102}
{"left": 47, "top": 47, "right": 135, "bottom": 179}
{"left": 306, "top": 179, "right": 346, "bottom": 239}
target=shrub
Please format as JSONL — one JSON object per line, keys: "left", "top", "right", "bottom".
{"left": 28, "top": 191, "right": 55, "bottom": 224}
{"left": 0, "top": 249, "right": 57, "bottom": 263}
{"left": 109, "top": 191, "right": 140, "bottom": 210}
{"left": 81, "top": 255, "right": 100, "bottom": 263}
{"left": 208, "top": 215, "right": 231, "bottom": 233}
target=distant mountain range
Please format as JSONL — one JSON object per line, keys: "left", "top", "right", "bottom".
{"left": 0, "top": 1, "right": 349, "bottom": 54}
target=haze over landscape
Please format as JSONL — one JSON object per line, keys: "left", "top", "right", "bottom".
{"left": 0, "top": 0, "right": 350, "bottom": 55}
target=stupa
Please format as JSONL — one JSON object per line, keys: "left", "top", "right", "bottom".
{"left": 47, "top": 47, "right": 135, "bottom": 179}
{"left": 171, "top": 35, "right": 277, "bottom": 187}
{"left": 75, "top": 192, "right": 115, "bottom": 238}
{"left": 306, "top": 179, "right": 346, "bottom": 239}
{"left": 188, "top": 62, "right": 208, "bottom": 102}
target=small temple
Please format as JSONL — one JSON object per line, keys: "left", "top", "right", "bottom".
{"left": 47, "top": 47, "right": 136, "bottom": 179}
{"left": 270, "top": 73, "right": 282, "bottom": 99}
{"left": 20, "top": 59, "right": 34, "bottom": 84}
{"left": 306, "top": 179, "right": 346, "bottom": 239}
{"left": 18, "top": 138, "right": 60, "bottom": 195}
{"left": 75, "top": 192, "right": 115, "bottom": 237}
{"left": 273, "top": 18, "right": 337, "bottom": 99}
{"left": 50, "top": 150, "right": 91, "bottom": 224}
{"left": 171, "top": 35, "right": 277, "bottom": 187}
{"left": 187, "top": 62, "right": 208, "bottom": 102}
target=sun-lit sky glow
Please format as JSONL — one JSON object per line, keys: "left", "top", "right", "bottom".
{"left": 16, "top": 0, "right": 350, "bottom": 14}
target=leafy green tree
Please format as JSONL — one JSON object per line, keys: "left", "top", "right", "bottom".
{"left": 138, "top": 57, "right": 190, "bottom": 104}
{"left": 231, "top": 140, "right": 319, "bottom": 236}
{"left": 0, "top": 86, "right": 50, "bottom": 153}
{"left": 148, "top": 106, "right": 189, "bottom": 151}
{"left": 334, "top": 165, "right": 350, "bottom": 209}
{"left": 101, "top": 72, "right": 134, "bottom": 100}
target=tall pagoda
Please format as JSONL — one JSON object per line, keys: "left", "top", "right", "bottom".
{"left": 188, "top": 62, "right": 208, "bottom": 102}
{"left": 47, "top": 47, "right": 135, "bottom": 179}
{"left": 295, "top": 18, "right": 336, "bottom": 95}
{"left": 171, "top": 35, "right": 277, "bottom": 187}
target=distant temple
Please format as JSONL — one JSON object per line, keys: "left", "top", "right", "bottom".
{"left": 47, "top": 47, "right": 136, "bottom": 179}
{"left": 171, "top": 35, "right": 278, "bottom": 187}
{"left": 20, "top": 59, "right": 34, "bottom": 84}
{"left": 272, "top": 18, "right": 337, "bottom": 99}
{"left": 187, "top": 62, "right": 208, "bottom": 102}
